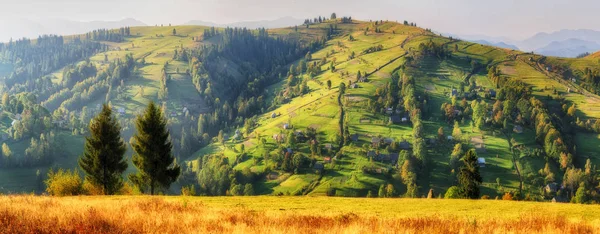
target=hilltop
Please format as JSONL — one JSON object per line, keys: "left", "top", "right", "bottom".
{"left": 0, "top": 17, "right": 599, "bottom": 203}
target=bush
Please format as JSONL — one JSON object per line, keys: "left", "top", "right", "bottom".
{"left": 45, "top": 169, "right": 85, "bottom": 196}
{"left": 502, "top": 192, "right": 514, "bottom": 201}
{"left": 181, "top": 185, "right": 197, "bottom": 196}
{"left": 444, "top": 186, "right": 461, "bottom": 199}
{"left": 326, "top": 187, "right": 336, "bottom": 196}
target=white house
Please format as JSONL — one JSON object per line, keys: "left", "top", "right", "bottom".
{"left": 477, "top": 158, "right": 486, "bottom": 168}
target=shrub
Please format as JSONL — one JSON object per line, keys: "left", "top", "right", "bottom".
{"left": 444, "top": 186, "right": 461, "bottom": 199}
{"left": 326, "top": 187, "right": 336, "bottom": 196}
{"left": 502, "top": 192, "right": 513, "bottom": 201}
{"left": 181, "top": 185, "right": 197, "bottom": 196}
{"left": 45, "top": 169, "right": 85, "bottom": 196}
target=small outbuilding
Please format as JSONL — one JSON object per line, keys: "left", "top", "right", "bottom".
{"left": 513, "top": 125, "right": 524, "bottom": 134}
{"left": 477, "top": 158, "right": 486, "bottom": 168}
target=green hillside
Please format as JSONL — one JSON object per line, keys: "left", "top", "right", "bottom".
{"left": 0, "top": 17, "right": 599, "bottom": 201}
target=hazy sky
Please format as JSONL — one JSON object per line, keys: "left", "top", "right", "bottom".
{"left": 2, "top": 0, "right": 599, "bottom": 40}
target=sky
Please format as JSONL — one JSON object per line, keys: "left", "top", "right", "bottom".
{"left": 1, "top": 0, "right": 600, "bottom": 40}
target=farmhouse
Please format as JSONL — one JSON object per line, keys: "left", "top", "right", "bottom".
{"left": 313, "top": 163, "right": 324, "bottom": 172}
{"left": 389, "top": 153, "right": 399, "bottom": 165}
{"left": 399, "top": 141, "right": 411, "bottom": 150}
{"left": 389, "top": 115, "right": 401, "bottom": 124}
{"left": 488, "top": 89, "right": 496, "bottom": 98}
{"left": 324, "top": 157, "right": 332, "bottom": 163}
{"left": 513, "top": 125, "right": 524, "bottom": 134}
{"left": 477, "top": 158, "right": 486, "bottom": 168}
{"left": 294, "top": 130, "right": 304, "bottom": 138}
{"left": 283, "top": 123, "right": 290, "bottom": 129}
{"left": 371, "top": 137, "right": 381, "bottom": 147}
{"left": 351, "top": 134, "right": 359, "bottom": 142}
{"left": 271, "top": 112, "right": 277, "bottom": 118}
{"left": 324, "top": 143, "right": 333, "bottom": 150}
{"left": 545, "top": 182, "right": 559, "bottom": 193}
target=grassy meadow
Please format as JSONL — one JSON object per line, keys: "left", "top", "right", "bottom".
{"left": 0, "top": 195, "right": 598, "bottom": 233}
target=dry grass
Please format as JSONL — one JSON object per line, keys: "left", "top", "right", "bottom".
{"left": 0, "top": 196, "right": 599, "bottom": 233}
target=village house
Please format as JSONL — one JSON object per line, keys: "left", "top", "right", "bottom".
{"left": 271, "top": 112, "right": 277, "bottom": 118}
{"left": 351, "top": 133, "right": 359, "bottom": 142}
{"left": 451, "top": 88, "right": 458, "bottom": 97}
{"left": 399, "top": 141, "right": 411, "bottom": 150}
{"left": 488, "top": 89, "right": 496, "bottom": 98}
{"left": 283, "top": 123, "right": 291, "bottom": 129}
{"left": 313, "top": 163, "right": 324, "bottom": 172}
{"left": 513, "top": 125, "right": 524, "bottom": 134}
{"left": 324, "top": 143, "right": 333, "bottom": 150}
{"left": 545, "top": 182, "right": 559, "bottom": 193}
{"left": 477, "top": 158, "right": 486, "bottom": 168}
{"left": 371, "top": 137, "right": 381, "bottom": 148}
{"left": 324, "top": 157, "right": 332, "bottom": 163}
{"left": 389, "top": 115, "right": 401, "bottom": 124}
{"left": 232, "top": 129, "right": 241, "bottom": 140}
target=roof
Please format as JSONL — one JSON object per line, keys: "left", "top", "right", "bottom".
{"left": 399, "top": 141, "right": 411, "bottom": 149}
{"left": 389, "top": 153, "right": 399, "bottom": 163}
{"left": 389, "top": 115, "right": 401, "bottom": 123}
{"left": 477, "top": 158, "right": 486, "bottom": 164}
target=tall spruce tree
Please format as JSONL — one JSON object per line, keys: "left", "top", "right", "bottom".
{"left": 458, "top": 149, "right": 482, "bottom": 199}
{"left": 129, "top": 102, "right": 180, "bottom": 195}
{"left": 78, "top": 104, "right": 127, "bottom": 195}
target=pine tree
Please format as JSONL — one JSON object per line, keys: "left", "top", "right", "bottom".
{"left": 458, "top": 149, "right": 482, "bottom": 199}
{"left": 129, "top": 102, "right": 181, "bottom": 195}
{"left": 78, "top": 104, "right": 127, "bottom": 195}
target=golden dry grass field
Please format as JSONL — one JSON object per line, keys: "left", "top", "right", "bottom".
{"left": 1, "top": 195, "right": 599, "bottom": 233}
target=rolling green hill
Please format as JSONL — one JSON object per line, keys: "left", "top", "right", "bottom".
{"left": 1, "top": 18, "right": 599, "bottom": 200}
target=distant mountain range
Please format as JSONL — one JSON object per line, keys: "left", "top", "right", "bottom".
{"left": 534, "top": 38, "right": 600, "bottom": 58}
{"left": 451, "top": 29, "right": 600, "bottom": 58}
{"left": 0, "top": 18, "right": 146, "bottom": 42}
{"left": 184, "top": 17, "right": 303, "bottom": 29}
{"left": 472, "top": 40, "right": 519, "bottom": 50}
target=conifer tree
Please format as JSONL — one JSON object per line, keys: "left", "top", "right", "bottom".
{"left": 78, "top": 104, "right": 127, "bottom": 195}
{"left": 458, "top": 149, "right": 482, "bottom": 199}
{"left": 129, "top": 102, "right": 180, "bottom": 195}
